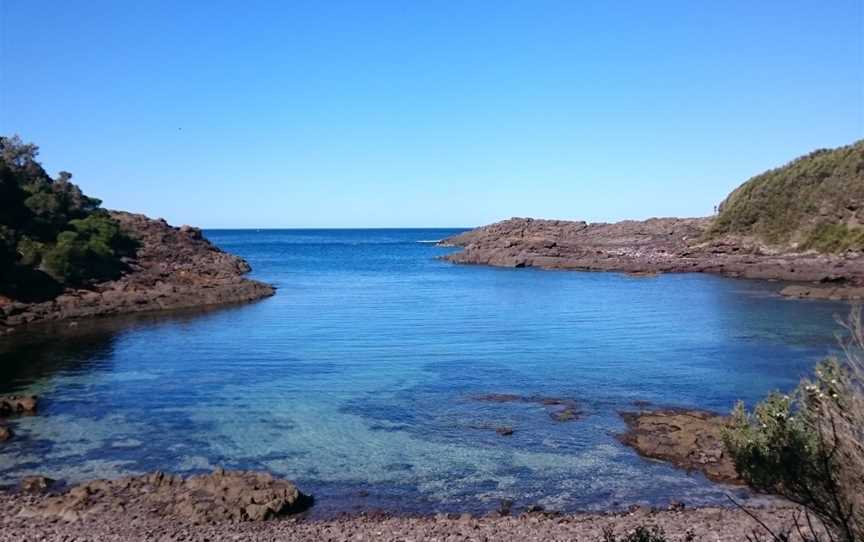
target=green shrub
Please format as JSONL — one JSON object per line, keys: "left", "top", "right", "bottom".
{"left": 709, "top": 140, "right": 864, "bottom": 251}
{"left": 723, "top": 311, "right": 864, "bottom": 542}
{"left": 16, "top": 236, "right": 47, "bottom": 267}
{"left": 0, "top": 135, "right": 135, "bottom": 291}
{"left": 42, "top": 214, "right": 132, "bottom": 284}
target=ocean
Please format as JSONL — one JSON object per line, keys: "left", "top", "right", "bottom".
{"left": 0, "top": 228, "right": 848, "bottom": 515}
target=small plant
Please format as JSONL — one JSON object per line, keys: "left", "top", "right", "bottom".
{"left": 723, "top": 309, "right": 864, "bottom": 542}
{"left": 602, "top": 525, "right": 669, "bottom": 542}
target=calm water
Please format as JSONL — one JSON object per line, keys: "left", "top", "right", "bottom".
{"left": 0, "top": 229, "right": 850, "bottom": 515}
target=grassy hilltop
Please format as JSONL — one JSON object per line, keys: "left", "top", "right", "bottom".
{"left": 709, "top": 140, "right": 864, "bottom": 252}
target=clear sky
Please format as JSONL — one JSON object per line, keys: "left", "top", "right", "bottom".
{"left": 1, "top": 1, "right": 862, "bottom": 228}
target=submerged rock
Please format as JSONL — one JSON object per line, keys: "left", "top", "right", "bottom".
{"left": 18, "top": 468, "right": 312, "bottom": 523}
{"left": 0, "top": 395, "right": 38, "bottom": 415}
{"left": 495, "top": 426, "right": 514, "bottom": 436}
{"left": 0, "top": 424, "right": 11, "bottom": 442}
{"left": 473, "top": 394, "right": 583, "bottom": 422}
{"left": 618, "top": 408, "right": 739, "bottom": 483}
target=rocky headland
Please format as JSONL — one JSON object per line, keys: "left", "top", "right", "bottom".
{"left": 441, "top": 141, "right": 864, "bottom": 299}
{"left": 0, "top": 212, "right": 274, "bottom": 329}
{"left": 439, "top": 216, "right": 864, "bottom": 299}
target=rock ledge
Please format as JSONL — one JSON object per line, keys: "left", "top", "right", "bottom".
{"left": 18, "top": 469, "right": 312, "bottom": 523}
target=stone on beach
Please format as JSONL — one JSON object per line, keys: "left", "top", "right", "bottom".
{"left": 19, "top": 476, "right": 55, "bottom": 494}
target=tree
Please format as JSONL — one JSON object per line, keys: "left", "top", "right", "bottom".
{"left": 0, "top": 134, "right": 136, "bottom": 292}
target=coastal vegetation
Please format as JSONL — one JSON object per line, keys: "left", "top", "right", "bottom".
{"left": 709, "top": 140, "right": 864, "bottom": 252}
{"left": 0, "top": 135, "right": 136, "bottom": 299}
{"left": 723, "top": 310, "right": 864, "bottom": 542}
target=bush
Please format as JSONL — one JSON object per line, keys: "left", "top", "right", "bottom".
{"left": 16, "top": 236, "right": 47, "bottom": 267}
{"left": 0, "top": 135, "right": 135, "bottom": 291}
{"left": 709, "top": 140, "right": 864, "bottom": 251}
{"left": 723, "top": 310, "right": 864, "bottom": 542}
{"left": 41, "top": 213, "right": 133, "bottom": 284}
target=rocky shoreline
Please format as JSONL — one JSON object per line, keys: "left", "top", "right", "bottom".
{"left": 440, "top": 217, "right": 864, "bottom": 300}
{"left": 0, "top": 212, "right": 274, "bottom": 329}
{"left": 0, "top": 486, "right": 812, "bottom": 541}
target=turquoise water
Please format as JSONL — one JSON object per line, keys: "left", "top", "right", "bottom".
{"left": 0, "top": 229, "right": 849, "bottom": 515}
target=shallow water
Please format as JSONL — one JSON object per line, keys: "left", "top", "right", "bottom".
{"left": 0, "top": 229, "right": 850, "bottom": 515}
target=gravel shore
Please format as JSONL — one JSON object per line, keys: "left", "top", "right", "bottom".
{"left": 0, "top": 492, "right": 815, "bottom": 542}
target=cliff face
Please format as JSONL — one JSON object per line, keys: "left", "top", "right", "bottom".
{"left": 0, "top": 212, "right": 274, "bottom": 328}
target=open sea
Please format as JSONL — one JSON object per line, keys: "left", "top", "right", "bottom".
{"left": 0, "top": 228, "right": 850, "bottom": 516}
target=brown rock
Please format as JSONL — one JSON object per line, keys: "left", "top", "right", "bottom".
{"left": 20, "top": 476, "right": 55, "bottom": 493}
{"left": 0, "top": 395, "right": 38, "bottom": 415}
{"left": 473, "top": 394, "right": 583, "bottom": 422}
{"left": 0, "top": 424, "right": 11, "bottom": 441}
{"left": 618, "top": 408, "right": 740, "bottom": 483}
{"left": 780, "top": 284, "right": 864, "bottom": 300}
{"left": 18, "top": 469, "right": 312, "bottom": 523}
{"left": 440, "top": 217, "right": 864, "bottom": 299}
{"left": 0, "top": 212, "right": 275, "bottom": 328}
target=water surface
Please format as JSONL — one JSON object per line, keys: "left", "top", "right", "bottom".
{"left": 0, "top": 229, "right": 849, "bottom": 515}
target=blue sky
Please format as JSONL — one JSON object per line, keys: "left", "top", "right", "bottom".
{"left": 1, "top": 1, "right": 862, "bottom": 228}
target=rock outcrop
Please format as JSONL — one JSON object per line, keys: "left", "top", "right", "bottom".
{"left": 441, "top": 217, "right": 864, "bottom": 299}
{"left": 19, "top": 476, "right": 55, "bottom": 494}
{"left": 0, "top": 395, "right": 38, "bottom": 415}
{"left": 0, "top": 212, "right": 274, "bottom": 328}
{"left": 618, "top": 409, "right": 739, "bottom": 484}
{"left": 18, "top": 469, "right": 312, "bottom": 523}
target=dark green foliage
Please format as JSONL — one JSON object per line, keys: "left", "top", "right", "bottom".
{"left": 709, "top": 141, "right": 864, "bottom": 251}
{"left": 0, "top": 226, "right": 16, "bottom": 278}
{"left": 0, "top": 135, "right": 136, "bottom": 293}
{"left": 42, "top": 213, "right": 133, "bottom": 283}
